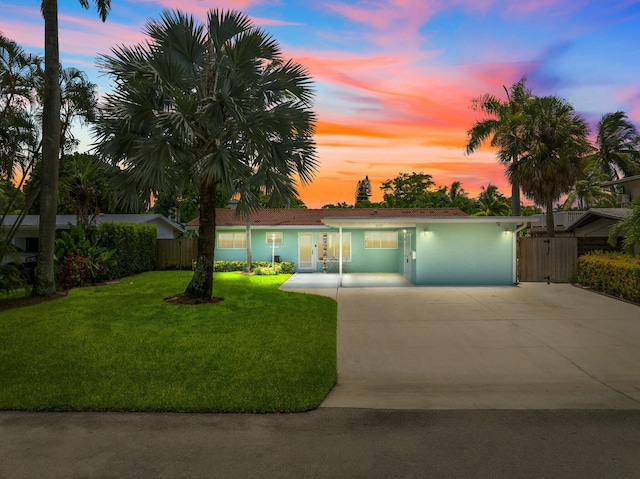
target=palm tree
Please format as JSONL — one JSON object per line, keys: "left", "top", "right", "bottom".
{"left": 474, "top": 184, "right": 510, "bottom": 216}
{"left": 35, "top": 0, "right": 111, "bottom": 296}
{"left": 94, "top": 9, "right": 318, "bottom": 302}
{"left": 466, "top": 78, "right": 533, "bottom": 216}
{"left": 609, "top": 196, "right": 640, "bottom": 254}
{"left": 0, "top": 33, "right": 42, "bottom": 183}
{"left": 507, "top": 95, "right": 592, "bottom": 237}
{"left": 586, "top": 111, "right": 640, "bottom": 186}
{"left": 562, "top": 159, "right": 614, "bottom": 210}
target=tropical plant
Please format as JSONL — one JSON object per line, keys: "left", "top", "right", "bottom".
{"left": 0, "top": 33, "right": 42, "bottom": 182}
{"left": 506, "top": 95, "right": 592, "bottom": 236}
{"left": 473, "top": 184, "right": 510, "bottom": 216}
{"left": 466, "top": 77, "right": 533, "bottom": 216}
{"left": 54, "top": 223, "right": 115, "bottom": 287}
{"left": 34, "top": 0, "right": 111, "bottom": 297}
{"left": 94, "top": 9, "right": 317, "bottom": 302}
{"left": 586, "top": 111, "right": 640, "bottom": 184}
{"left": 562, "top": 159, "right": 615, "bottom": 210}
{"left": 0, "top": 261, "right": 27, "bottom": 294}
{"left": 0, "top": 34, "right": 98, "bottom": 268}
{"left": 445, "top": 181, "right": 479, "bottom": 214}
{"left": 609, "top": 196, "right": 640, "bottom": 254}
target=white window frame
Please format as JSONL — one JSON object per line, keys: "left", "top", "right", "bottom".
{"left": 266, "top": 232, "right": 284, "bottom": 244}
{"left": 217, "top": 232, "right": 247, "bottom": 249}
{"left": 364, "top": 231, "right": 398, "bottom": 249}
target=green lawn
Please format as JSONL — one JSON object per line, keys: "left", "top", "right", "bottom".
{"left": 0, "top": 271, "right": 337, "bottom": 412}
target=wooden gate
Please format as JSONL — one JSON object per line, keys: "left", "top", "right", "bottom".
{"left": 517, "top": 237, "right": 578, "bottom": 283}
{"left": 156, "top": 238, "right": 198, "bottom": 270}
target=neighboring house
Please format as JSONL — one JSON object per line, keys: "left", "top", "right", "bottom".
{"left": 527, "top": 211, "right": 587, "bottom": 237}
{"left": 187, "top": 208, "right": 537, "bottom": 286}
{"left": 564, "top": 208, "right": 632, "bottom": 255}
{"left": 1, "top": 214, "right": 184, "bottom": 253}
{"left": 601, "top": 174, "right": 640, "bottom": 206}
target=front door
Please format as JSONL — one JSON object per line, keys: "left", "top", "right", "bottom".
{"left": 403, "top": 232, "right": 412, "bottom": 279}
{"left": 298, "top": 233, "right": 315, "bottom": 271}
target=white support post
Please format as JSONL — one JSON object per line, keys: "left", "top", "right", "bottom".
{"left": 339, "top": 226, "right": 343, "bottom": 287}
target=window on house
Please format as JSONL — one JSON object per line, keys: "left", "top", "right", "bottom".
{"left": 217, "top": 232, "right": 247, "bottom": 249}
{"left": 319, "top": 232, "right": 351, "bottom": 261}
{"left": 266, "top": 232, "right": 283, "bottom": 244}
{"left": 364, "top": 231, "right": 398, "bottom": 249}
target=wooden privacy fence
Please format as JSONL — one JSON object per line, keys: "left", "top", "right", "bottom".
{"left": 156, "top": 238, "right": 198, "bottom": 270}
{"left": 517, "top": 237, "right": 578, "bottom": 283}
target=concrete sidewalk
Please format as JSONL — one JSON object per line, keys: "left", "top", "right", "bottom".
{"left": 321, "top": 283, "right": 640, "bottom": 409}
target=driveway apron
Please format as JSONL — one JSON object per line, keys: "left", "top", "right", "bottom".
{"left": 321, "top": 283, "right": 640, "bottom": 409}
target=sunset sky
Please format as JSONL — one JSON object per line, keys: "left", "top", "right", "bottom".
{"left": 2, "top": 1, "right": 640, "bottom": 207}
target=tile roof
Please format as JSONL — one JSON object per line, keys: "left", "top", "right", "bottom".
{"left": 1, "top": 214, "right": 184, "bottom": 232}
{"left": 187, "top": 208, "right": 467, "bottom": 227}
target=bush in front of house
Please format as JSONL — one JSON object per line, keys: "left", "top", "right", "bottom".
{"left": 98, "top": 223, "right": 157, "bottom": 278}
{"left": 576, "top": 252, "right": 640, "bottom": 303}
{"left": 253, "top": 265, "right": 282, "bottom": 275}
{"left": 212, "top": 260, "right": 294, "bottom": 274}
{"left": 55, "top": 223, "right": 116, "bottom": 289}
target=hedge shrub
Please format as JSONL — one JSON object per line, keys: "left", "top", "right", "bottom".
{"left": 98, "top": 223, "right": 157, "bottom": 279}
{"left": 212, "top": 260, "right": 294, "bottom": 274}
{"left": 576, "top": 252, "right": 640, "bottom": 303}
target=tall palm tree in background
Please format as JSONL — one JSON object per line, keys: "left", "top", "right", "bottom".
{"left": 466, "top": 78, "right": 532, "bottom": 216}
{"left": 586, "top": 111, "right": 640, "bottom": 188}
{"left": 34, "top": 0, "right": 111, "bottom": 296}
{"left": 0, "top": 33, "right": 42, "bottom": 182}
{"left": 507, "top": 95, "right": 592, "bottom": 237}
{"left": 94, "top": 9, "right": 317, "bottom": 302}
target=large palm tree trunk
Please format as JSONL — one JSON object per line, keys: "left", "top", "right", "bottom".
{"left": 545, "top": 198, "right": 555, "bottom": 238}
{"left": 511, "top": 180, "right": 521, "bottom": 216}
{"left": 245, "top": 214, "right": 252, "bottom": 273}
{"left": 185, "top": 179, "right": 216, "bottom": 301}
{"left": 33, "top": 0, "right": 61, "bottom": 296}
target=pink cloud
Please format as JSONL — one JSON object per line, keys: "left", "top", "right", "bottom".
{"left": 124, "top": 0, "right": 267, "bottom": 15}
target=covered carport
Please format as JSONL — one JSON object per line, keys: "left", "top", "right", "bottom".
{"left": 321, "top": 216, "right": 535, "bottom": 286}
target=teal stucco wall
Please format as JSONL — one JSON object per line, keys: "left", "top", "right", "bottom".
{"left": 213, "top": 223, "right": 515, "bottom": 285}
{"left": 214, "top": 227, "right": 404, "bottom": 273}
{"left": 414, "top": 222, "right": 514, "bottom": 285}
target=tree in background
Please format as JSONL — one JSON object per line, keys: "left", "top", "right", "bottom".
{"left": 609, "top": 196, "right": 640, "bottom": 254}
{"left": 1, "top": 33, "right": 99, "bottom": 266}
{"left": 354, "top": 176, "right": 372, "bottom": 206}
{"left": 507, "top": 95, "right": 592, "bottom": 237}
{"left": 443, "top": 181, "right": 479, "bottom": 215}
{"left": 562, "top": 158, "right": 615, "bottom": 210}
{"left": 95, "top": 9, "right": 317, "bottom": 302}
{"left": 474, "top": 184, "right": 510, "bottom": 216}
{"left": 35, "top": 0, "right": 111, "bottom": 297}
{"left": 586, "top": 111, "right": 640, "bottom": 186}
{"left": 381, "top": 172, "right": 435, "bottom": 207}
{"left": 466, "top": 78, "right": 533, "bottom": 216}
{"left": 322, "top": 202, "right": 351, "bottom": 209}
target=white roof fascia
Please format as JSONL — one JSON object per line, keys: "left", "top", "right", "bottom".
{"left": 321, "top": 216, "right": 539, "bottom": 228}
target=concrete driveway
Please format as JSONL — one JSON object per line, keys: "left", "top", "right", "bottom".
{"left": 319, "top": 283, "right": 640, "bottom": 409}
